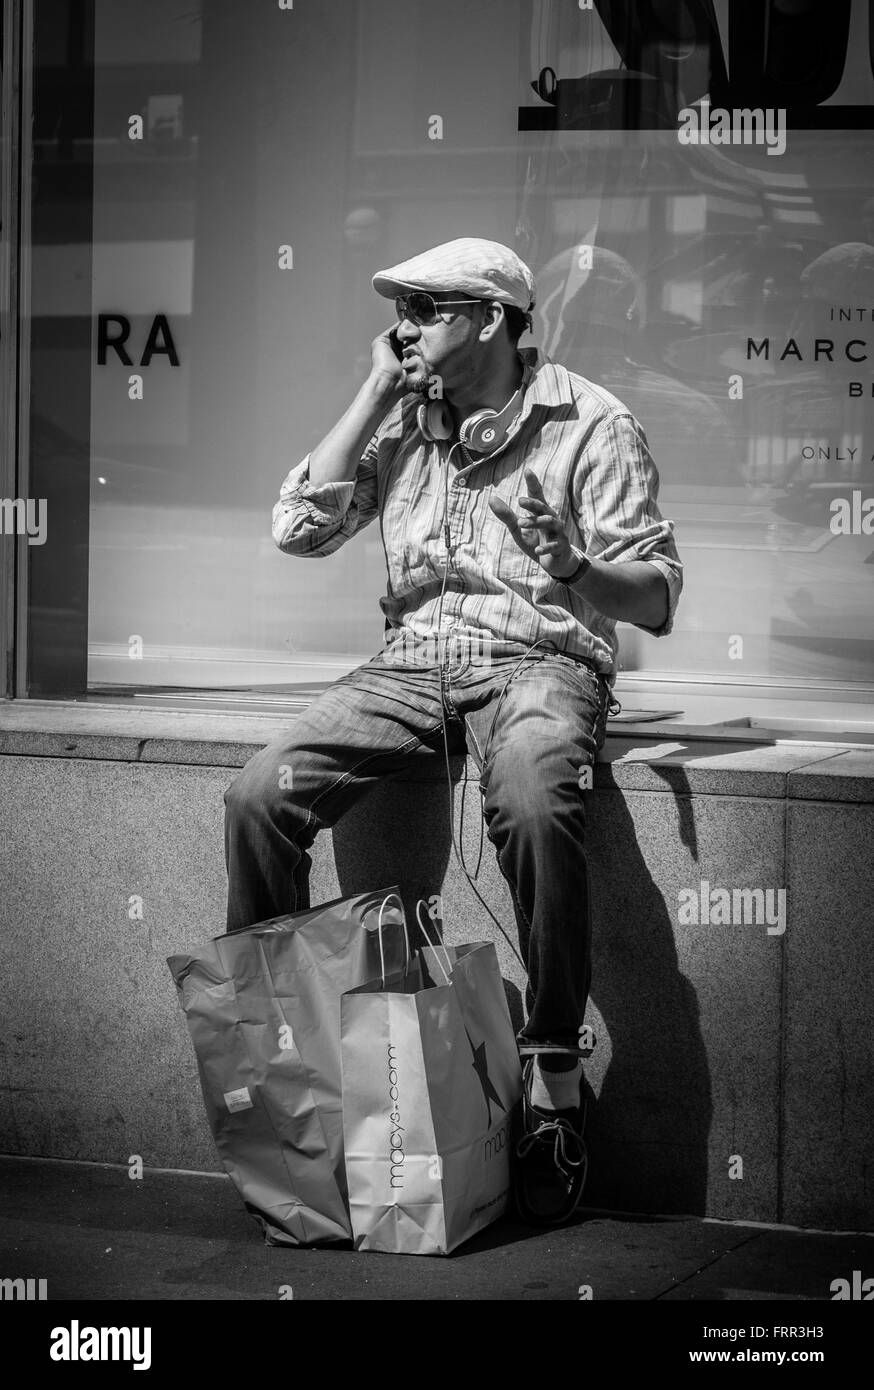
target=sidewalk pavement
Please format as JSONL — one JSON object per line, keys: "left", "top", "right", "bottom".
{"left": 1, "top": 1156, "right": 872, "bottom": 1302}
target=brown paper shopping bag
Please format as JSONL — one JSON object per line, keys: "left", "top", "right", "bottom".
{"left": 168, "top": 887, "right": 409, "bottom": 1247}
{"left": 340, "top": 904, "right": 522, "bottom": 1255}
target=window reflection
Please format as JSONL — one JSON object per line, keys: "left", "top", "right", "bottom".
{"left": 21, "top": 0, "right": 874, "bottom": 694}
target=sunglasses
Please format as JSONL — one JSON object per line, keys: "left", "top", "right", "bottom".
{"left": 394, "top": 291, "right": 484, "bottom": 326}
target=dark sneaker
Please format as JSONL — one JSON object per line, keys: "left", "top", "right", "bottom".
{"left": 513, "top": 1056, "right": 588, "bottom": 1226}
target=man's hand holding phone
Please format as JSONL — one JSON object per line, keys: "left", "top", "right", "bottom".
{"left": 307, "top": 328, "right": 410, "bottom": 488}
{"left": 369, "top": 326, "right": 411, "bottom": 404}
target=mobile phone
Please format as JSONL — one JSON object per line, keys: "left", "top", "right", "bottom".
{"left": 388, "top": 326, "right": 404, "bottom": 361}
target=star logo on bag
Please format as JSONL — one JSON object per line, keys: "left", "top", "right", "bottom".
{"left": 466, "top": 1029, "right": 506, "bottom": 1126}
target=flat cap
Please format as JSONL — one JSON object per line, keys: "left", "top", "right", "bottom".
{"left": 372, "top": 237, "right": 535, "bottom": 311}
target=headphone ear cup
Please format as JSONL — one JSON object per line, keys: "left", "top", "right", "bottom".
{"left": 460, "top": 409, "right": 499, "bottom": 453}
{"left": 422, "top": 373, "right": 530, "bottom": 452}
{"left": 419, "top": 400, "right": 452, "bottom": 442}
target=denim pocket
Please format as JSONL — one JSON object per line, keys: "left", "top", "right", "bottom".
{"left": 540, "top": 652, "right": 603, "bottom": 700}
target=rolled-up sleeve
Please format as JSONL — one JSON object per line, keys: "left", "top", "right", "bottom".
{"left": 272, "top": 434, "right": 380, "bottom": 557}
{"left": 573, "top": 412, "right": 684, "bottom": 637}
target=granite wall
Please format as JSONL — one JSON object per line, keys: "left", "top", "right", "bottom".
{"left": 0, "top": 730, "right": 871, "bottom": 1228}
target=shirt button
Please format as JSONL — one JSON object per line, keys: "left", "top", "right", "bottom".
{"left": 456, "top": 477, "right": 467, "bottom": 488}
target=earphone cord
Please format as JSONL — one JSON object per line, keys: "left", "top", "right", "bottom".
{"left": 440, "top": 444, "right": 484, "bottom": 883}
{"left": 436, "top": 442, "right": 555, "bottom": 972}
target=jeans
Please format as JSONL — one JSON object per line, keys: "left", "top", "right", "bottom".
{"left": 223, "top": 638, "right": 613, "bottom": 1069}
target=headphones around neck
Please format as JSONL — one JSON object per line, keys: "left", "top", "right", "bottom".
{"left": 416, "top": 366, "right": 530, "bottom": 455}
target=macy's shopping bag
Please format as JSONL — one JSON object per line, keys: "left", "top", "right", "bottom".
{"left": 167, "top": 888, "right": 409, "bottom": 1247}
{"left": 340, "top": 907, "right": 522, "bottom": 1255}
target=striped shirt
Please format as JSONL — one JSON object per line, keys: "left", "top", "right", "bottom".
{"left": 272, "top": 347, "right": 683, "bottom": 684}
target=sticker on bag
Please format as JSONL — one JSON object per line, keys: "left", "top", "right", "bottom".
{"left": 223, "top": 1086, "right": 253, "bottom": 1113}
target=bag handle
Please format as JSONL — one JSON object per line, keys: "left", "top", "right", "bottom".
{"left": 374, "top": 892, "right": 411, "bottom": 987}
{"left": 415, "top": 900, "right": 453, "bottom": 986}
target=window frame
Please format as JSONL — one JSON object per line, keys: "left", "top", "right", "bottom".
{"left": 0, "top": 0, "right": 27, "bottom": 700}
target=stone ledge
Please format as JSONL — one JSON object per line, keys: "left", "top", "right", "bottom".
{"left": 2, "top": 699, "right": 873, "bottom": 799}
{"left": 593, "top": 737, "right": 853, "bottom": 799}
{"left": 787, "top": 750, "right": 874, "bottom": 804}
{"left": 0, "top": 731, "right": 147, "bottom": 762}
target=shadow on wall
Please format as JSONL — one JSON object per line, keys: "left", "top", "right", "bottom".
{"left": 585, "top": 782, "right": 711, "bottom": 1217}
{"left": 331, "top": 757, "right": 711, "bottom": 1219}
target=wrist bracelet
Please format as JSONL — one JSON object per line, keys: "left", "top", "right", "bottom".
{"left": 561, "top": 552, "right": 592, "bottom": 587}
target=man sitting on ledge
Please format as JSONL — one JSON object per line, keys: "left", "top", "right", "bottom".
{"left": 223, "top": 237, "right": 683, "bottom": 1227}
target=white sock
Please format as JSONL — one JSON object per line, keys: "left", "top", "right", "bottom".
{"left": 530, "top": 1058, "right": 583, "bottom": 1112}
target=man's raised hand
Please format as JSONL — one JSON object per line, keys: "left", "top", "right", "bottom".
{"left": 488, "top": 468, "right": 576, "bottom": 579}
